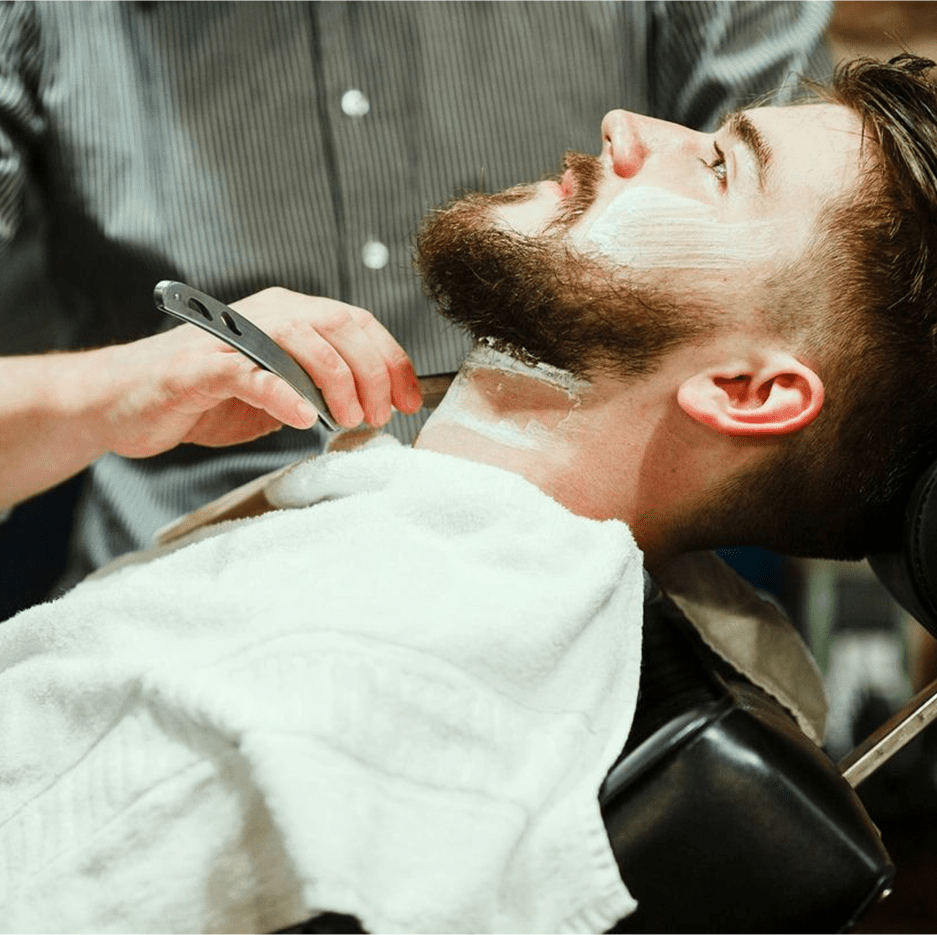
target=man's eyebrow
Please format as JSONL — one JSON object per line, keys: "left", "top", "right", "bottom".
{"left": 719, "top": 111, "right": 773, "bottom": 193}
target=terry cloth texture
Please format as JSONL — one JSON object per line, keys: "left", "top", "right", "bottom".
{"left": 0, "top": 440, "right": 644, "bottom": 934}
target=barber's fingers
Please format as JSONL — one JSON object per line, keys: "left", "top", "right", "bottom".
{"left": 217, "top": 359, "right": 324, "bottom": 430}
{"left": 153, "top": 346, "right": 319, "bottom": 434}
{"left": 230, "top": 290, "right": 422, "bottom": 428}
{"left": 101, "top": 341, "right": 302, "bottom": 459}
{"left": 283, "top": 304, "right": 421, "bottom": 427}
{"left": 107, "top": 296, "right": 418, "bottom": 457}
{"left": 345, "top": 307, "right": 424, "bottom": 418}
{"left": 179, "top": 392, "right": 289, "bottom": 448}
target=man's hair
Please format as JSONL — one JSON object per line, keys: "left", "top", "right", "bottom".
{"left": 710, "top": 54, "right": 937, "bottom": 560}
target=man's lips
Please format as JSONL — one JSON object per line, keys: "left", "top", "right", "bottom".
{"left": 544, "top": 169, "right": 574, "bottom": 199}
{"left": 543, "top": 180, "right": 564, "bottom": 197}
{"left": 559, "top": 168, "right": 574, "bottom": 197}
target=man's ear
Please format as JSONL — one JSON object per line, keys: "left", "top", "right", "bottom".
{"left": 676, "top": 351, "right": 824, "bottom": 437}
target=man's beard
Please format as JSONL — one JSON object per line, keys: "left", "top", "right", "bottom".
{"left": 415, "top": 152, "right": 714, "bottom": 380}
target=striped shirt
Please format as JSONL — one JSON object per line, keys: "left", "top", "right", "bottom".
{"left": 0, "top": 1, "right": 832, "bottom": 582}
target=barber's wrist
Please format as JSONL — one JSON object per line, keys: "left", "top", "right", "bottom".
{"left": 53, "top": 345, "right": 128, "bottom": 458}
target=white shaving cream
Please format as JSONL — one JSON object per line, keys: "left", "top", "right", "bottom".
{"left": 579, "top": 185, "right": 775, "bottom": 270}
{"left": 435, "top": 408, "right": 553, "bottom": 450}
{"left": 430, "top": 344, "right": 586, "bottom": 450}
{"left": 465, "top": 343, "right": 589, "bottom": 397}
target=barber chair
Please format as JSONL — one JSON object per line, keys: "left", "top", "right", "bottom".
{"left": 280, "top": 583, "right": 899, "bottom": 935}
{"left": 600, "top": 588, "right": 892, "bottom": 934}
{"left": 599, "top": 454, "right": 937, "bottom": 935}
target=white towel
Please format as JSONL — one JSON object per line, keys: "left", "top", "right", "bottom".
{"left": 0, "top": 439, "right": 645, "bottom": 934}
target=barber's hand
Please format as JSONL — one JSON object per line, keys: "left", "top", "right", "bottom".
{"left": 105, "top": 287, "right": 423, "bottom": 458}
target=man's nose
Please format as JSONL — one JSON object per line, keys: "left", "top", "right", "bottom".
{"left": 601, "top": 109, "right": 650, "bottom": 179}
{"left": 601, "top": 110, "right": 699, "bottom": 180}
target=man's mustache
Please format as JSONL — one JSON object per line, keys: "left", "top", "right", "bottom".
{"left": 547, "top": 151, "right": 602, "bottom": 232}
{"left": 479, "top": 151, "right": 601, "bottom": 221}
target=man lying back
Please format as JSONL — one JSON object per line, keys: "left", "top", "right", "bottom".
{"left": 2, "top": 55, "right": 937, "bottom": 935}
{"left": 415, "top": 52, "right": 937, "bottom": 567}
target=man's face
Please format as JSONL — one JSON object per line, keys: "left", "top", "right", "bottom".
{"left": 502, "top": 103, "right": 864, "bottom": 272}
{"left": 416, "top": 102, "right": 865, "bottom": 379}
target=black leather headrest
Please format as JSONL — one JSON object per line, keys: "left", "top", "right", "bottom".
{"left": 869, "top": 457, "right": 937, "bottom": 639}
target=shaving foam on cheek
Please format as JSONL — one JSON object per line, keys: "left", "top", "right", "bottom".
{"left": 580, "top": 185, "right": 775, "bottom": 270}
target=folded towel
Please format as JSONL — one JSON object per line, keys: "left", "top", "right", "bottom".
{"left": 655, "top": 551, "right": 827, "bottom": 744}
{"left": 0, "top": 438, "right": 644, "bottom": 934}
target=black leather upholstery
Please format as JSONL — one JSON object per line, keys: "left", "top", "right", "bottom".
{"left": 599, "top": 591, "right": 894, "bottom": 934}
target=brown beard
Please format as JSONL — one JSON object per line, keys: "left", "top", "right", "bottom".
{"left": 414, "top": 152, "right": 715, "bottom": 380}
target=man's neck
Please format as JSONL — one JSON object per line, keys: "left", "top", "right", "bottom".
{"left": 413, "top": 343, "right": 748, "bottom": 569}
{"left": 414, "top": 345, "right": 659, "bottom": 546}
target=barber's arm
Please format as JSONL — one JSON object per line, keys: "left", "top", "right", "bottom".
{"left": 0, "top": 287, "right": 423, "bottom": 510}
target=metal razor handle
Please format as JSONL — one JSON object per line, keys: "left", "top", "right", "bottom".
{"left": 154, "top": 280, "right": 338, "bottom": 431}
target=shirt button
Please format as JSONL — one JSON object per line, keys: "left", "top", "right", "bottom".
{"left": 341, "top": 89, "right": 370, "bottom": 117}
{"left": 362, "top": 239, "right": 390, "bottom": 270}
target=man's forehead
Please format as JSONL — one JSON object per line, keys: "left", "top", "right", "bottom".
{"left": 738, "top": 103, "right": 866, "bottom": 205}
